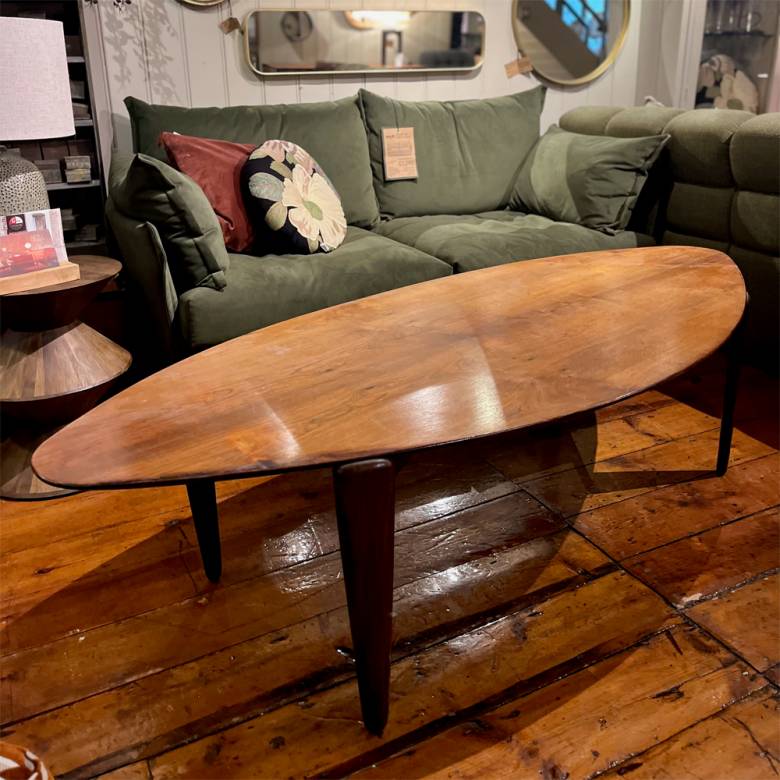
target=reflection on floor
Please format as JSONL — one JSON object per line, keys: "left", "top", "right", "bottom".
{"left": 1, "top": 357, "right": 778, "bottom": 779}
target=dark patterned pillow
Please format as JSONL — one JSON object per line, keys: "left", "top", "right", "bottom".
{"left": 241, "top": 140, "right": 347, "bottom": 254}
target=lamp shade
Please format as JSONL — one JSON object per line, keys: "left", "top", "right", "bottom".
{"left": 0, "top": 17, "right": 75, "bottom": 141}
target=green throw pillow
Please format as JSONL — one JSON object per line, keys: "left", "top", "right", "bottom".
{"left": 110, "top": 153, "right": 230, "bottom": 292}
{"left": 359, "top": 87, "right": 546, "bottom": 219}
{"left": 510, "top": 126, "right": 670, "bottom": 233}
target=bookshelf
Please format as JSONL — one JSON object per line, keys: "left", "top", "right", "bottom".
{"left": 2, "top": 0, "right": 107, "bottom": 253}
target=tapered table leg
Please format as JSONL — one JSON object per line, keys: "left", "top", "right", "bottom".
{"left": 716, "top": 306, "right": 747, "bottom": 477}
{"left": 334, "top": 458, "right": 396, "bottom": 736}
{"left": 186, "top": 479, "right": 222, "bottom": 582}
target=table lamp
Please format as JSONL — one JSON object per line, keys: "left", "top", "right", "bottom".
{"left": 0, "top": 17, "right": 75, "bottom": 216}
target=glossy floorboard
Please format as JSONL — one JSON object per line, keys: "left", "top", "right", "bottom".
{"left": 0, "top": 357, "right": 777, "bottom": 779}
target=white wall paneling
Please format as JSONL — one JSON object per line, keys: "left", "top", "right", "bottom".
{"left": 83, "top": 0, "right": 699, "bottom": 166}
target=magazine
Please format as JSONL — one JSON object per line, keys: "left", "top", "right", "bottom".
{"left": 0, "top": 208, "right": 78, "bottom": 293}
{"left": 0, "top": 208, "right": 68, "bottom": 272}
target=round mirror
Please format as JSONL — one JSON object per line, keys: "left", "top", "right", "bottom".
{"left": 511, "top": 0, "right": 629, "bottom": 86}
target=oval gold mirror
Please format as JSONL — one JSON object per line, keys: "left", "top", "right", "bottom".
{"left": 511, "top": 0, "right": 629, "bottom": 86}
{"left": 243, "top": 9, "right": 485, "bottom": 77}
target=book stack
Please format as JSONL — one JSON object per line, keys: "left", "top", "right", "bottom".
{"left": 36, "top": 159, "right": 62, "bottom": 184}
{"left": 63, "top": 155, "right": 91, "bottom": 184}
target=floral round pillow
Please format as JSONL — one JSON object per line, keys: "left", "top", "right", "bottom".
{"left": 241, "top": 140, "right": 347, "bottom": 254}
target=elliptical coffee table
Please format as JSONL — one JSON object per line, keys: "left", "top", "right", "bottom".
{"left": 33, "top": 246, "right": 746, "bottom": 735}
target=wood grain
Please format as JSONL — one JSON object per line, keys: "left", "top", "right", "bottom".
{"left": 0, "top": 425, "right": 78, "bottom": 499}
{"left": 602, "top": 689, "right": 780, "bottom": 779}
{"left": 32, "top": 246, "right": 746, "bottom": 489}
{"left": 1, "top": 531, "right": 610, "bottom": 776}
{"left": 354, "top": 626, "right": 764, "bottom": 780}
{"left": 624, "top": 506, "right": 780, "bottom": 607}
{"left": 0, "top": 458, "right": 520, "bottom": 656}
{"left": 0, "top": 501, "right": 593, "bottom": 722}
{"left": 685, "top": 573, "right": 780, "bottom": 671}
{"left": 145, "top": 572, "right": 675, "bottom": 780}
{"left": 0, "top": 256, "right": 122, "bottom": 331}
{"left": 0, "top": 323, "right": 131, "bottom": 406}
{"left": 525, "top": 426, "right": 774, "bottom": 517}
{"left": 0, "top": 255, "right": 129, "bottom": 499}
{"left": 574, "top": 452, "right": 780, "bottom": 559}
{"left": 1, "top": 373, "right": 777, "bottom": 778}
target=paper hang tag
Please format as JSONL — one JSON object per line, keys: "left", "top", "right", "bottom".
{"left": 382, "top": 127, "right": 418, "bottom": 181}
{"left": 505, "top": 56, "right": 533, "bottom": 78}
{"left": 219, "top": 16, "right": 241, "bottom": 34}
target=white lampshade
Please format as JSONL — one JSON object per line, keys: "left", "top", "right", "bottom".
{"left": 0, "top": 17, "right": 76, "bottom": 141}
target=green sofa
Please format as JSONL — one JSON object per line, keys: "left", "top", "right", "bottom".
{"left": 107, "top": 91, "right": 779, "bottom": 371}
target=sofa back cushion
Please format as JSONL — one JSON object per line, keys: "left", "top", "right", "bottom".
{"left": 560, "top": 103, "right": 779, "bottom": 367}
{"left": 359, "top": 86, "right": 546, "bottom": 218}
{"left": 125, "top": 95, "right": 379, "bottom": 229}
{"left": 510, "top": 126, "right": 669, "bottom": 233}
{"left": 110, "top": 152, "right": 230, "bottom": 293}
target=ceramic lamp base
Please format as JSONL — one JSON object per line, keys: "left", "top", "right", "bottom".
{"left": 0, "top": 147, "right": 50, "bottom": 215}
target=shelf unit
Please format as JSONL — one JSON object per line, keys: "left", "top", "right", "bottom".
{"left": 697, "top": 0, "right": 780, "bottom": 113}
{"left": 2, "top": 1, "right": 107, "bottom": 253}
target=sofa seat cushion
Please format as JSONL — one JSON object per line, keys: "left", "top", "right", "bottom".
{"left": 374, "top": 211, "right": 654, "bottom": 273}
{"left": 176, "top": 226, "right": 451, "bottom": 350}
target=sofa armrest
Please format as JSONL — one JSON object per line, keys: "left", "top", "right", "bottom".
{"left": 105, "top": 197, "right": 179, "bottom": 369}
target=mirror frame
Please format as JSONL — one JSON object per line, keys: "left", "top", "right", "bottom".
{"left": 242, "top": 9, "right": 485, "bottom": 78}
{"left": 511, "top": 0, "right": 630, "bottom": 87}
{"left": 178, "top": 0, "right": 227, "bottom": 6}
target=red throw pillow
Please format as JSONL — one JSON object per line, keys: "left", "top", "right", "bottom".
{"left": 160, "top": 132, "right": 254, "bottom": 253}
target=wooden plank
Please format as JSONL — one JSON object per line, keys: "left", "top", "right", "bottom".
{"left": 183, "top": 446, "right": 520, "bottom": 584}
{"left": 764, "top": 664, "right": 780, "bottom": 686}
{"left": 5, "top": 567, "right": 666, "bottom": 779}
{"left": 625, "top": 398, "right": 721, "bottom": 441}
{"left": 190, "top": 488, "right": 555, "bottom": 591}
{"left": 574, "top": 453, "right": 780, "bottom": 559}
{"left": 0, "top": 498, "right": 590, "bottom": 723}
{"left": 624, "top": 506, "right": 780, "bottom": 607}
{"left": 1, "top": 452, "right": 516, "bottom": 654}
{"left": 143, "top": 572, "right": 676, "bottom": 780}
{"left": 1, "top": 366, "right": 774, "bottom": 779}
{"left": 0, "top": 518, "right": 197, "bottom": 654}
{"left": 97, "top": 762, "right": 151, "bottom": 780}
{"left": 686, "top": 572, "right": 780, "bottom": 671}
{"left": 658, "top": 360, "right": 780, "bottom": 434}
{"left": 525, "top": 427, "right": 774, "bottom": 518}
{"left": 484, "top": 392, "right": 729, "bottom": 487}
{"left": 353, "top": 626, "right": 764, "bottom": 780}
{"left": 483, "top": 412, "right": 662, "bottom": 485}
{"left": 602, "top": 689, "right": 780, "bottom": 779}
{"left": 0, "top": 478, "right": 267, "bottom": 557}
{"left": 478, "top": 388, "right": 719, "bottom": 486}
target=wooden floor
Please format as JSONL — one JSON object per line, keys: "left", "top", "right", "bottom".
{"left": 0, "top": 357, "right": 778, "bottom": 779}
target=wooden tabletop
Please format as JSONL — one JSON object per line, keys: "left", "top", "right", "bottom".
{"left": 1, "top": 256, "right": 121, "bottom": 298}
{"left": 32, "top": 246, "right": 746, "bottom": 490}
{"left": 1, "top": 255, "right": 123, "bottom": 333}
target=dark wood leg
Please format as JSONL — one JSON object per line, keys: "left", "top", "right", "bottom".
{"left": 186, "top": 479, "right": 222, "bottom": 582}
{"left": 716, "top": 308, "right": 747, "bottom": 477}
{"left": 333, "top": 458, "right": 396, "bottom": 737}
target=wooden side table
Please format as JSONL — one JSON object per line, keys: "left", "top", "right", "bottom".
{"left": 0, "top": 256, "right": 132, "bottom": 499}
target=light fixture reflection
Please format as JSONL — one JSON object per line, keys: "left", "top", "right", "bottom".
{"left": 346, "top": 10, "right": 412, "bottom": 30}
